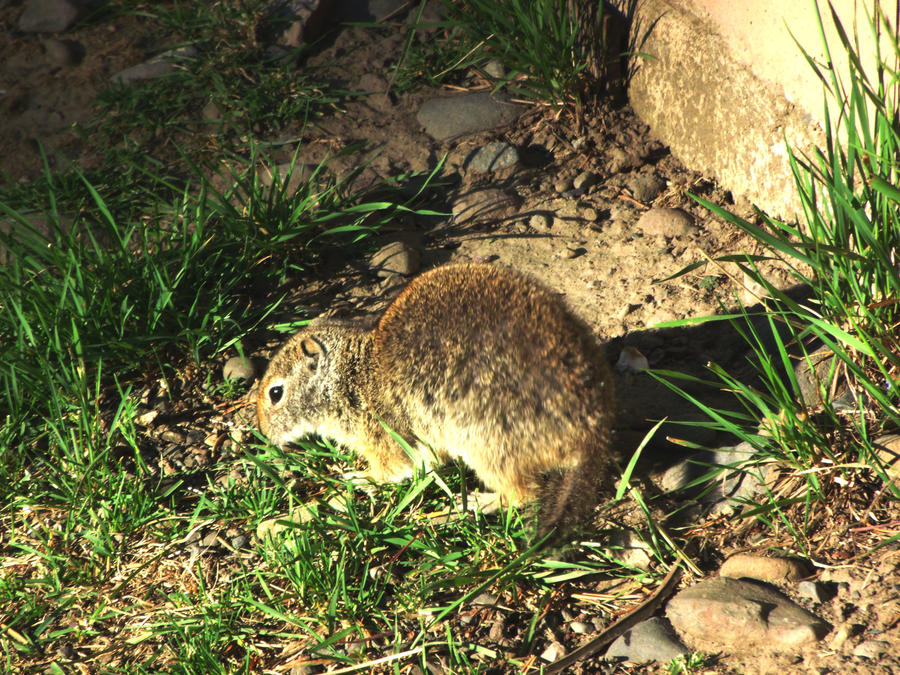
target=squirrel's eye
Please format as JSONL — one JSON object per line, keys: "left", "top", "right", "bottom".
{"left": 268, "top": 385, "right": 283, "bottom": 404}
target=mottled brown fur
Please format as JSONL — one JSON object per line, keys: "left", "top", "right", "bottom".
{"left": 256, "top": 263, "right": 614, "bottom": 537}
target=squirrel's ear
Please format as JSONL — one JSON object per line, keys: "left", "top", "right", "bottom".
{"left": 300, "top": 336, "right": 324, "bottom": 361}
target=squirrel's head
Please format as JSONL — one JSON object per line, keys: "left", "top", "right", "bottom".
{"left": 256, "top": 320, "right": 365, "bottom": 447}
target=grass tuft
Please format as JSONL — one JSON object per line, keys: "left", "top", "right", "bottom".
{"left": 657, "top": 0, "right": 900, "bottom": 550}
{"left": 395, "top": 0, "right": 607, "bottom": 108}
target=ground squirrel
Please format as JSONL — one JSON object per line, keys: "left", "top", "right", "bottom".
{"left": 256, "top": 263, "right": 614, "bottom": 538}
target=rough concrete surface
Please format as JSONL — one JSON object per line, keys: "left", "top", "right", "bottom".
{"left": 623, "top": 0, "right": 826, "bottom": 219}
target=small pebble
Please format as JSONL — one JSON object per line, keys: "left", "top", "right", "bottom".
{"left": 616, "top": 346, "right": 649, "bottom": 372}
{"left": 628, "top": 172, "right": 666, "bottom": 203}
{"left": 540, "top": 641, "right": 566, "bottom": 662}
{"left": 529, "top": 213, "right": 552, "bottom": 230}
{"left": 160, "top": 429, "right": 185, "bottom": 444}
{"left": 554, "top": 177, "right": 572, "bottom": 193}
{"left": 451, "top": 188, "right": 518, "bottom": 223}
{"left": 636, "top": 207, "right": 695, "bottom": 239}
{"left": 483, "top": 59, "right": 505, "bottom": 79}
{"left": 572, "top": 170, "right": 597, "bottom": 191}
{"left": 42, "top": 38, "right": 83, "bottom": 67}
{"left": 608, "top": 529, "right": 654, "bottom": 570}
{"left": 471, "top": 592, "right": 498, "bottom": 606}
{"left": 369, "top": 240, "right": 420, "bottom": 277}
{"left": 200, "top": 531, "right": 219, "bottom": 547}
{"left": 417, "top": 92, "right": 522, "bottom": 141}
{"left": 202, "top": 100, "right": 221, "bottom": 121}
{"left": 223, "top": 356, "right": 257, "bottom": 381}
{"left": 797, "top": 580, "right": 833, "bottom": 603}
{"left": 458, "top": 612, "right": 475, "bottom": 627}
{"left": 466, "top": 142, "right": 519, "bottom": 173}
{"left": 606, "top": 617, "right": 690, "bottom": 663}
{"left": 570, "top": 621, "right": 590, "bottom": 634}
{"left": 581, "top": 206, "right": 599, "bottom": 221}
{"left": 719, "top": 553, "right": 811, "bottom": 583}
{"left": 111, "top": 46, "right": 198, "bottom": 85}
{"left": 853, "top": 639, "right": 890, "bottom": 659}
{"left": 17, "top": 0, "right": 81, "bottom": 32}
{"left": 57, "top": 642, "right": 77, "bottom": 660}
{"left": 136, "top": 409, "right": 159, "bottom": 426}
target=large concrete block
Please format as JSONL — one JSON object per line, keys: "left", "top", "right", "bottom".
{"left": 621, "top": 0, "right": 897, "bottom": 220}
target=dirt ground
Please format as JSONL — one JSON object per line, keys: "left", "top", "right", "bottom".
{"left": 2, "top": 2, "right": 898, "bottom": 673}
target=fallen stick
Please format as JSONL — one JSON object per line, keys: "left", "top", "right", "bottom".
{"left": 543, "top": 564, "right": 684, "bottom": 674}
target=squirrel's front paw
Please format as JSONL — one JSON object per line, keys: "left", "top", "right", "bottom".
{"left": 342, "top": 469, "right": 380, "bottom": 496}
{"left": 456, "top": 490, "right": 504, "bottom": 515}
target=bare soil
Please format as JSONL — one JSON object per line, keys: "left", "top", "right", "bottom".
{"left": 2, "top": 4, "right": 898, "bottom": 674}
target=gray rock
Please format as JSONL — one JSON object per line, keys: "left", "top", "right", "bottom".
{"left": 417, "top": 92, "right": 523, "bottom": 141}
{"left": 223, "top": 356, "right": 258, "bottom": 382}
{"left": 636, "top": 207, "right": 695, "bottom": 238}
{"left": 369, "top": 240, "right": 420, "bottom": 277}
{"left": 466, "top": 142, "right": 519, "bottom": 173}
{"left": 606, "top": 617, "right": 689, "bottom": 663}
{"left": 660, "top": 441, "right": 767, "bottom": 515}
{"left": 17, "top": 0, "right": 81, "bottom": 32}
{"left": 451, "top": 188, "right": 518, "bottom": 224}
{"left": 111, "top": 45, "right": 199, "bottom": 85}
{"left": 607, "top": 529, "right": 653, "bottom": 570}
{"left": 793, "top": 345, "right": 853, "bottom": 409}
{"left": 628, "top": 172, "right": 666, "bottom": 203}
{"left": 719, "top": 554, "right": 811, "bottom": 584}
{"left": 42, "top": 38, "right": 84, "bottom": 67}
{"left": 852, "top": 639, "right": 890, "bottom": 659}
{"left": 666, "top": 577, "right": 831, "bottom": 650}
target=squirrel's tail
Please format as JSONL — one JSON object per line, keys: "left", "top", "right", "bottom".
{"left": 535, "top": 440, "right": 610, "bottom": 544}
